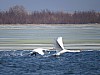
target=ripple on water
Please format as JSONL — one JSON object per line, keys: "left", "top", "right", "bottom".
{"left": 0, "top": 50, "right": 100, "bottom": 75}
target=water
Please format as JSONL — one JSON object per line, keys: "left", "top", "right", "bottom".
{"left": 0, "top": 24, "right": 100, "bottom": 75}
{"left": 0, "top": 50, "right": 100, "bottom": 75}
{"left": 0, "top": 24, "right": 100, "bottom": 50}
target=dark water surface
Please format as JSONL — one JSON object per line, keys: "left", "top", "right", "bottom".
{"left": 0, "top": 50, "right": 100, "bottom": 75}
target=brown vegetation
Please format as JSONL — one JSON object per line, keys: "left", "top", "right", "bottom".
{"left": 0, "top": 5, "right": 100, "bottom": 24}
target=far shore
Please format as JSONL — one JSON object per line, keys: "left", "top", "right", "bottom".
{"left": 0, "top": 23, "right": 100, "bottom": 26}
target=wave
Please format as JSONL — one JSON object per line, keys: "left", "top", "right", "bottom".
{"left": 0, "top": 50, "right": 31, "bottom": 57}
{"left": 0, "top": 49, "right": 100, "bottom": 57}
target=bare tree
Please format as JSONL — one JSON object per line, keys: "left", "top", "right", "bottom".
{"left": 0, "top": 5, "right": 100, "bottom": 24}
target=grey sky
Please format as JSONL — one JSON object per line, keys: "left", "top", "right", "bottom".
{"left": 0, "top": 0, "right": 100, "bottom": 12}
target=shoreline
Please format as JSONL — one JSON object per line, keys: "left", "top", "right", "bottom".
{"left": 0, "top": 24, "right": 100, "bottom": 30}
{"left": 0, "top": 23, "right": 100, "bottom": 26}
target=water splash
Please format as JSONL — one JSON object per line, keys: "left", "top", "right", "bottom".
{"left": 0, "top": 50, "right": 32, "bottom": 57}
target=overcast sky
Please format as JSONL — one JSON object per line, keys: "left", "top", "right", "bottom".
{"left": 0, "top": 0, "right": 100, "bottom": 12}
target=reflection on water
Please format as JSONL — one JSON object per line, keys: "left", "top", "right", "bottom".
{"left": 0, "top": 24, "right": 100, "bottom": 50}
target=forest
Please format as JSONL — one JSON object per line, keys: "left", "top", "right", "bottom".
{"left": 0, "top": 5, "right": 100, "bottom": 24}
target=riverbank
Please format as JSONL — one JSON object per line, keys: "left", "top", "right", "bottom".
{"left": 0, "top": 24, "right": 100, "bottom": 29}
{"left": 0, "top": 23, "right": 100, "bottom": 26}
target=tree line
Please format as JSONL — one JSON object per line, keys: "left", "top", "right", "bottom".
{"left": 0, "top": 5, "right": 100, "bottom": 24}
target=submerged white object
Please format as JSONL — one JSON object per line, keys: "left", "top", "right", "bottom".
{"left": 30, "top": 48, "right": 47, "bottom": 55}
{"left": 54, "top": 49, "right": 80, "bottom": 56}
{"left": 54, "top": 37, "right": 80, "bottom": 56}
{"left": 54, "top": 37, "right": 64, "bottom": 51}
{"left": 30, "top": 37, "right": 80, "bottom": 56}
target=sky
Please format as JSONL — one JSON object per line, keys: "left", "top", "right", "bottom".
{"left": 0, "top": 0, "right": 100, "bottom": 12}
